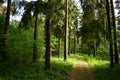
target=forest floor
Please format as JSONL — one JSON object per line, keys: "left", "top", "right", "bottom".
{"left": 68, "top": 58, "right": 96, "bottom": 80}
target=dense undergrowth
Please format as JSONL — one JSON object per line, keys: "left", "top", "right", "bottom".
{"left": 0, "top": 57, "right": 74, "bottom": 80}
{"left": 83, "top": 54, "right": 120, "bottom": 80}
{"left": 0, "top": 54, "right": 83, "bottom": 80}
{"left": 0, "top": 51, "right": 120, "bottom": 80}
{"left": 0, "top": 50, "right": 86, "bottom": 80}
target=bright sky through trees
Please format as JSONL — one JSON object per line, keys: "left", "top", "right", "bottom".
{"left": 10, "top": 0, "right": 80, "bottom": 21}
{"left": 10, "top": 0, "right": 116, "bottom": 21}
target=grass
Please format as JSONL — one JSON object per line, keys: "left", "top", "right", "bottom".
{"left": 0, "top": 54, "right": 81, "bottom": 80}
{"left": 83, "top": 54, "right": 120, "bottom": 80}
{"left": 1, "top": 52, "right": 120, "bottom": 80}
{"left": 0, "top": 54, "right": 85, "bottom": 80}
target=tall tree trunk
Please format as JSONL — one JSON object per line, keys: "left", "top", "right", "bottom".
{"left": 33, "top": 14, "right": 38, "bottom": 62}
{"left": 4, "top": 0, "right": 11, "bottom": 35}
{"left": 103, "top": 18, "right": 107, "bottom": 41}
{"left": 45, "top": 15, "right": 51, "bottom": 70}
{"left": 2, "top": 0, "right": 11, "bottom": 60}
{"left": 68, "top": 30, "right": 71, "bottom": 55}
{"left": 64, "top": 0, "right": 68, "bottom": 61}
{"left": 74, "top": 26, "right": 76, "bottom": 54}
{"left": 105, "top": 0, "right": 114, "bottom": 68}
{"left": 86, "top": 44, "right": 90, "bottom": 56}
{"left": 58, "top": 28, "right": 61, "bottom": 58}
{"left": 93, "top": 40, "right": 97, "bottom": 57}
{"left": 110, "top": 0, "right": 119, "bottom": 64}
{"left": 45, "top": 0, "right": 51, "bottom": 70}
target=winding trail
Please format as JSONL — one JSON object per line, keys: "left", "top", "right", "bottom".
{"left": 68, "top": 59, "right": 96, "bottom": 80}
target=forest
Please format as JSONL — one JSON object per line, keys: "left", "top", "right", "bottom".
{"left": 0, "top": 0, "right": 120, "bottom": 80}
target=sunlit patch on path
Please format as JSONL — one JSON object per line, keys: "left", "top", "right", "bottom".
{"left": 68, "top": 59, "right": 96, "bottom": 80}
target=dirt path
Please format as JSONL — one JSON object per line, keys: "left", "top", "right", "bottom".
{"left": 68, "top": 59, "right": 96, "bottom": 80}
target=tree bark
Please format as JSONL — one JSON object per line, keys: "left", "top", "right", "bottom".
{"left": 45, "top": 0, "right": 51, "bottom": 70}
{"left": 86, "top": 44, "right": 90, "bottom": 56}
{"left": 68, "top": 30, "right": 71, "bottom": 55}
{"left": 105, "top": 0, "right": 114, "bottom": 68}
{"left": 45, "top": 16, "right": 51, "bottom": 70}
{"left": 33, "top": 42, "right": 38, "bottom": 62}
{"left": 110, "top": 0, "right": 119, "bottom": 64}
{"left": 33, "top": 14, "right": 38, "bottom": 62}
{"left": 4, "top": 0, "right": 11, "bottom": 35}
{"left": 58, "top": 28, "right": 61, "bottom": 58}
{"left": 2, "top": 0, "right": 11, "bottom": 60}
{"left": 34, "top": 15, "right": 38, "bottom": 40}
{"left": 64, "top": 0, "right": 68, "bottom": 61}
{"left": 93, "top": 40, "right": 97, "bottom": 57}
{"left": 74, "top": 26, "right": 76, "bottom": 54}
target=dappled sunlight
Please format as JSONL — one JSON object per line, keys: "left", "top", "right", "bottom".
{"left": 0, "top": 57, "right": 73, "bottom": 80}
{"left": 68, "top": 58, "right": 96, "bottom": 80}
{"left": 82, "top": 54, "right": 120, "bottom": 80}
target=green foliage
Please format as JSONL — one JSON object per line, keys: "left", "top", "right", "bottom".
{"left": 3, "top": 21, "right": 45, "bottom": 62}
{"left": 97, "top": 40, "right": 109, "bottom": 60}
{"left": 79, "top": 0, "right": 107, "bottom": 56}
{"left": 69, "top": 39, "right": 80, "bottom": 53}
{"left": 80, "top": 19, "right": 103, "bottom": 43}
{"left": 19, "top": 0, "right": 46, "bottom": 29}
{"left": 51, "top": 35, "right": 58, "bottom": 56}
{"left": 7, "top": 25, "right": 34, "bottom": 61}
{"left": 0, "top": 54, "right": 87, "bottom": 80}
{"left": 1, "top": 0, "right": 119, "bottom": 80}
{"left": 83, "top": 3, "right": 95, "bottom": 20}
{"left": 0, "top": 57, "right": 73, "bottom": 80}
{"left": 83, "top": 54, "right": 120, "bottom": 80}
{"left": 80, "top": 19, "right": 104, "bottom": 55}
{"left": 96, "top": 2, "right": 106, "bottom": 19}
